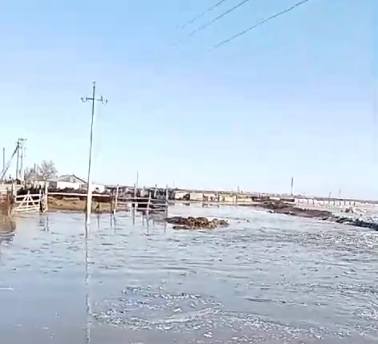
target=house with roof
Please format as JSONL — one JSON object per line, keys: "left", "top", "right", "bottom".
{"left": 48, "top": 174, "right": 106, "bottom": 193}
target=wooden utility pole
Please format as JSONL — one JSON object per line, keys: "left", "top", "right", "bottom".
{"left": 19, "top": 138, "right": 26, "bottom": 181}
{"left": 290, "top": 176, "right": 294, "bottom": 196}
{"left": 81, "top": 82, "right": 107, "bottom": 226}
{"left": 2, "top": 147, "right": 5, "bottom": 172}
{"left": 15, "top": 138, "right": 26, "bottom": 181}
{"left": 15, "top": 141, "right": 20, "bottom": 180}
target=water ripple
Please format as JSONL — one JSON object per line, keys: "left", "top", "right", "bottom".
{"left": 0, "top": 206, "right": 377, "bottom": 343}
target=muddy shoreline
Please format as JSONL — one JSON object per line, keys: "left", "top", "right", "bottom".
{"left": 249, "top": 201, "right": 378, "bottom": 231}
{"left": 41, "top": 197, "right": 378, "bottom": 232}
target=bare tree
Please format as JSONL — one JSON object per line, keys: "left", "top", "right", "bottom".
{"left": 23, "top": 167, "right": 35, "bottom": 181}
{"left": 38, "top": 160, "right": 57, "bottom": 181}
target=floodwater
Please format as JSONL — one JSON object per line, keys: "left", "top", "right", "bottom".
{"left": 0, "top": 206, "right": 377, "bottom": 344}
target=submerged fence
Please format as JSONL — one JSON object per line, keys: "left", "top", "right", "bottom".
{"left": 13, "top": 192, "right": 43, "bottom": 213}
{"left": 47, "top": 189, "right": 169, "bottom": 217}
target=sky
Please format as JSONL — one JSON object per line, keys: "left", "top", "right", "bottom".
{"left": 0, "top": 0, "right": 375, "bottom": 198}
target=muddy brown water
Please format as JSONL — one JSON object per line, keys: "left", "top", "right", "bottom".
{"left": 0, "top": 206, "right": 377, "bottom": 344}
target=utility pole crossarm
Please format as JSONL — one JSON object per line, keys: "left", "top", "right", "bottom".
{"left": 81, "top": 96, "right": 108, "bottom": 103}
{"left": 81, "top": 82, "right": 108, "bottom": 104}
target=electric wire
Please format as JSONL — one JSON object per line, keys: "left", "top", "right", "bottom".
{"left": 188, "top": 0, "right": 255, "bottom": 38}
{"left": 179, "top": 0, "right": 231, "bottom": 29}
{"left": 214, "top": 0, "right": 311, "bottom": 48}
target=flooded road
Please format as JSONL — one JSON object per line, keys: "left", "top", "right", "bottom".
{"left": 0, "top": 206, "right": 377, "bottom": 343}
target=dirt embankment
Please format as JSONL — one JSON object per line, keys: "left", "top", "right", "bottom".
{"left": 48, "top": 197, "right": 113, "bottom": 213}
{"left": 252, "top": 201, "right": 332, "bottom": 219}
{"left": 253, "top": 201, "right": 378, "bottom": 231}
{"left": 46, "top": 196, "right": 378, "bottom": 232}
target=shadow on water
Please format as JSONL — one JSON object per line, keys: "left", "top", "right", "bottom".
{"left": 0, "top": 207, "right": 377, "bottom": 343}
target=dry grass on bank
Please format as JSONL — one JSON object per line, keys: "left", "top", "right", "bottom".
{"left": 47, "top": 197, "right": 112, "bottom": 213}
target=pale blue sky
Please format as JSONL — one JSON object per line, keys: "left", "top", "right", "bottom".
{"left": 0, "top": 0, "right": 375, "bottom": 198}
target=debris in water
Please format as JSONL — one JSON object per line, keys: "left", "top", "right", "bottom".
{"left": 166, "top": 216, "right": 229, "bottom": 230}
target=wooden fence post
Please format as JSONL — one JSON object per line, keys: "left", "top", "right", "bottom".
{"left": 146, "top": 192, "right": 151, "bottom": 216}
{"left": 44, "top": 182, "right": 49, "bottom": 212}
{"left": 165, "top": 185, "right": 169, "bottom": 218}
{"left": 113, "top": 184, "right": 119, "bottom": 215}
{"left": 133, "top": 183, "right": 137, "bottom": 214}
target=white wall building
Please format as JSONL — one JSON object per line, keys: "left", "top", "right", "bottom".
{"left": 48, "top": 174, "right": 106, "bottom": 193}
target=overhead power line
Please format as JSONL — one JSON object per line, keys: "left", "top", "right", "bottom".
{"left": 179, "top": 0, "right": 231, "bottom": 29}
{"left": 214, "top": 0, "right": 311, "bottom": 48}
{"left": 188, "top": 0, "right": 255, "bottom": 38}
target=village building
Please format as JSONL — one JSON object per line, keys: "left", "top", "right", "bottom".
{"left": 48, "top": 174, "right": 106, "bottom": 193}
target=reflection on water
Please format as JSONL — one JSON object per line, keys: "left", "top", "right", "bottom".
{"left": 38, "top": 216, "right": 49, "bottom": 232}
{"left": 0, "top": 207, "right": 377, "bottom": 344}
{"left": 0, "top": 215, "right": 16, "bottom": 245}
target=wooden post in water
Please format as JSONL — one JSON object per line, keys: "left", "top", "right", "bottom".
{"left": 26, "top": 190, "right": 30, "bottom": 211}
{"left": 81, "top": 81, "right": 108, "bottom": 227}
{"left": 11, "top": 182, "right": 15, "bottom": 199}
{"left": 165, "top": 185, "right": 169, "bottom": 218}
{"left": 44, "top": 181, "right": 48, "bottom": 212}
{"left": 146, "top": 192, "right": 151, "bottom": 217}
{"left": 38, "top": 189, "right": 42, "bottom": 213}
{"left": 133, "top": 183, "right": 137, "bottom": 215}
{"left": 5, "top": 187, "right": 12, "bottom": 216}
{"left": 113, "top": 184, "right": 119, "bottom": 215}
